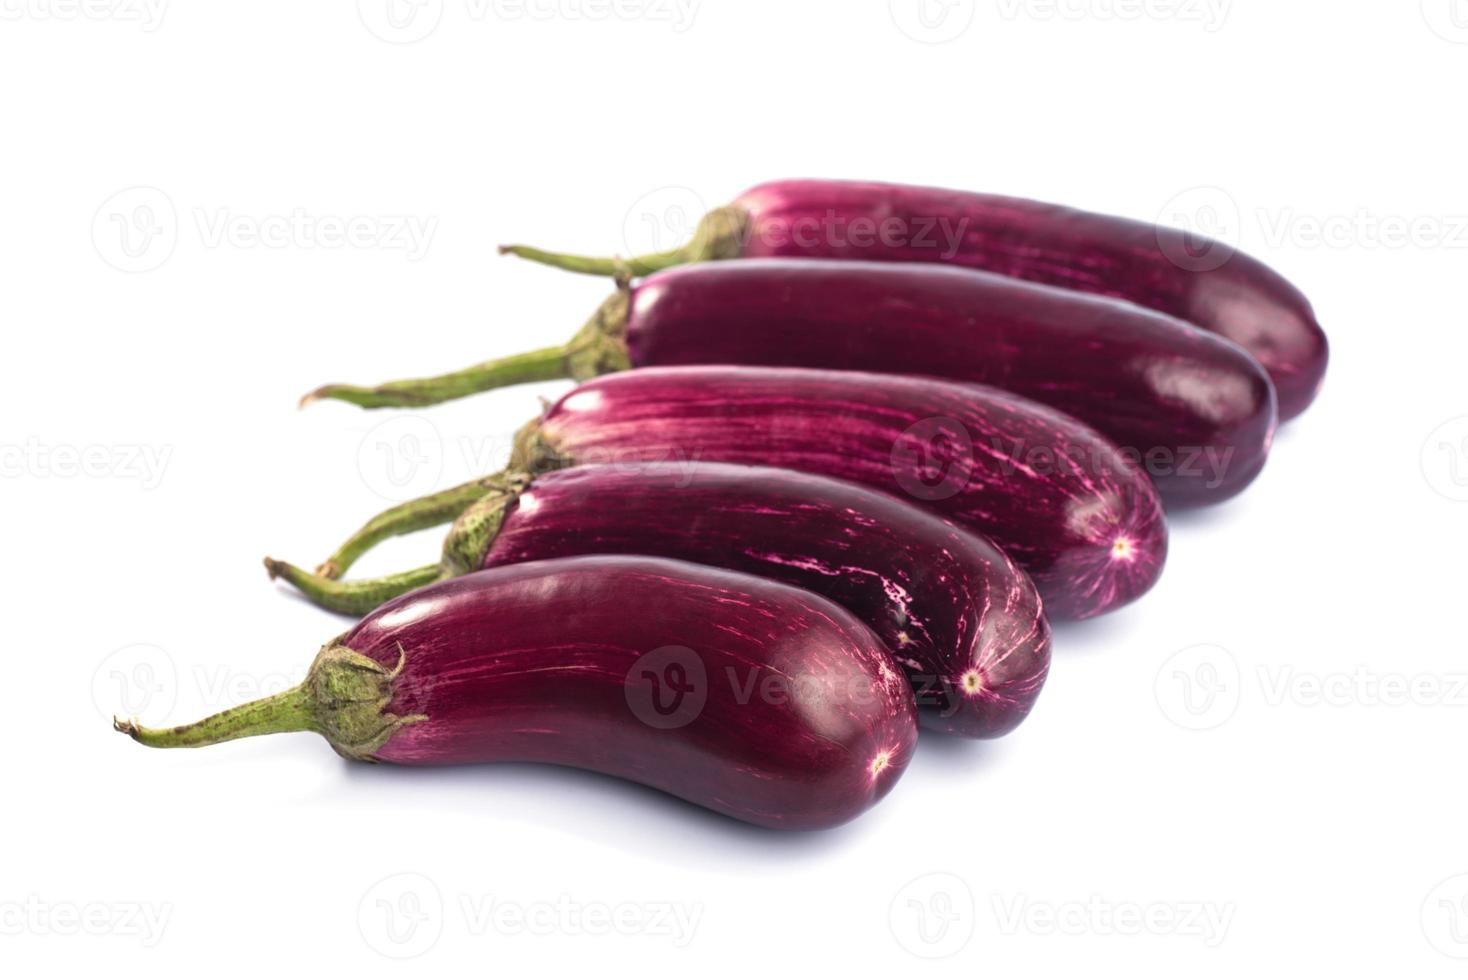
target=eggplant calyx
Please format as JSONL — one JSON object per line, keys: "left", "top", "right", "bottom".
{"left": 115, "top": 645, "right": 427, "bottom": 761}
{"left": 441, "top": 471, "right": 534, "bottom": 576}
{"left": 563, "top": 288, "right": 633, "bottom": 381}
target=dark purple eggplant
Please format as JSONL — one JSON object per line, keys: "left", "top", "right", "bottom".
{"left": 307, "top": 367, "right": 1166, "bottom": 620}
{"left": 500, "top": 179, "right": 1328, "bottom": 420}
{"left": 267, "top": 462, "right": 1051, "bottom": 738}
{"left": 118, "top": 555, "right": 918, "bottom": 831}
{"left": 306, "top": 259, "right": 1275, "bottom": 506}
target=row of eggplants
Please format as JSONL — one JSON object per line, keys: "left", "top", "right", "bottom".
{"left": 116, "top": 180, "right": 1326, "bottom": 830}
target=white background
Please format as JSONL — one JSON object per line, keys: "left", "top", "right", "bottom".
{"left": 3, "top": 1, "right": 1465, "bottom": 975}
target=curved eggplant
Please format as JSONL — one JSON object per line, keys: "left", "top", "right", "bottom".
{"left": 501, "top": 179, "right": 1328, "bottom": 420}
{"left": 118, "top": 555, "right": 918, "bottom": 831}
{"left": 306, "top": 260, "right": 1275, "bottom": 507}
{"left": 268, "top": 462, "right": 1052, "bottom": 738}
{"left": 510, "top": 367, "right": 1165, "bottom": 620}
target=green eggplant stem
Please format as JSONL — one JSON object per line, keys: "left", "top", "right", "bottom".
{"left": 298, "top": 289, "right": 633, "bottom": 412}
{"left": 114, "top": 645, "right": 426, "bottom": 761}
{"left": 498, "top": 204, "right": 750, "bottom": 279}
{"left": 316, "top": 477, "right": 501, "bottom": 580}
{"left": 265, "top": 558, "right": 445, "bottom": 616}
{"left": 495, "top": 243, "right": 679, "bottom": 278}
{"left": 300, "top": 346, "right": 569, "bottom": 410}
{"left": 115, "top": 686, "right": 317, "bottom": 748}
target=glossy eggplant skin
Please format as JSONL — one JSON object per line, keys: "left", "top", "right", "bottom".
{"left": 481, "top": 463, "right": 1050, "bottom": 737}
{"left": 628, "top": 260, "right": 1276, "bottom": 506}
{"left": 513, "top": 367, "right": 1168, "bottom": 621}
{"left": 346, "top": 556, "right": 917, "bottom": 830}
{"left": 731, "top": 180, "right": 1327, "bottom": 421}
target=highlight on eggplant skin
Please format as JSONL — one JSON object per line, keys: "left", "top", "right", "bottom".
{"left": 120, "top": 556, "right": 919, "bottom": 832}
{"left": 517, "top": 366, "right": 1167, "bottom": 621}
{"left": 268, "top": 462, "right": 1052, "bottom": 738}
{"left": 628, "top": 260, "right": 1278, "bottom": 507}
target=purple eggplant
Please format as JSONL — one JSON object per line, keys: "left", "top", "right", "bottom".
{"left": 319, "top": 367, "right": 1164, "bottom": 620}
{"left": 118, "top": 555, "right": 918, "bottom": 831}
{"left": 307, "top": 259, "right": 1275, "bottom": 506}
{"left": 518, "top": 368, "right": 1167, "bottom": 620}
{"left": 267, "top": 462, "right": 1052, "bottom": 738}
{"left": 501, "top": 179, "right": 1328, "bottom": 420}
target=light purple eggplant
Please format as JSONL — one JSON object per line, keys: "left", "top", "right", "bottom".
{"left": 501, "top": 179, "right": 1328, "bottom": 420}
{"left": 307, "top": 259, "right": 1275, "bottom": 507}
{"left": 508, "top": 367, "right": 1165, "bottom": 620}
{"left": 118, "top": 555, "right": 918, "bottom": 831}
{"left": 268, "top": 462, "right": 1052, "bottom": 738}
